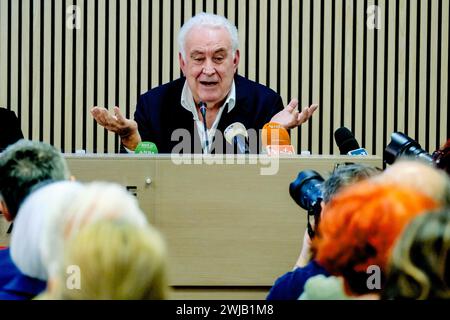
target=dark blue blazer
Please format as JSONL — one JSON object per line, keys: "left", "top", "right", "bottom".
{"left": 134, "top": 74, "right": 284, "bottom": 153}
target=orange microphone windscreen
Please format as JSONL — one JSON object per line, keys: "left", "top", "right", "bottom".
{"left": 261, "top": 122, "right": 291, "bottom": 146}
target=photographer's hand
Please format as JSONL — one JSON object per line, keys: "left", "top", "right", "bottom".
{"left": 294, "top": 229, "right": 312, "bottom": 269}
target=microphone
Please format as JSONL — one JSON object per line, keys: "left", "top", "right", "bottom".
{"left": 199, "top": 101, "right": 209, "bottom": 153}
{"left": 261, "top": 122, "right": 295, "bottom": 155}
{"left": 224, "top": 122, "right": 250, "bottom": 154}
{"left": 334, "top": 127, "right": 368, "bottom": 156}
{"left": 134, "top": 141, "right": 158, "bottom": 154}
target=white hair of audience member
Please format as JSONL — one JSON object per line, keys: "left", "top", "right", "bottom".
{"left": 177, "top": 12, "right": 239, "bottom": 60}
{"left": 10, "top": 181, "right": 149, "bottom": 281}
{"left": 42, "top": 181, "right": 149, "bottom": 278}
{"left": 376, "top": 158, "right": 450, "bottom": 206}
{"left": 10, "top": 181, "right": 84, "bottom": 281}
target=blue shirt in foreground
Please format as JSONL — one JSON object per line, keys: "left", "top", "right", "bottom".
{"left": 266, "top": 260, "right": 330, "bottom": 300}
{"left": 0, "top": 248, "right": 46, "bottom": 300}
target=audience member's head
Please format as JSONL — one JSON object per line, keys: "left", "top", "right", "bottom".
{"left": 294, "top": 164, "right": 381, "bottom": 268}
{"left": 377, "top": 158, "right": 450, "bottom": 207}
{"left": 312, "top": 182, "right": 439, "bottom": 296}
{"left": 11, "top": 181, "right": 149, "bottom": 285}
{"left": 41, "top": 181, "right": 149, "bottom": 279}
{"left": 382, "top": 209, "right": 450, "bottom": 300}
{"left": 46, "top": 220, "right": 168, "bottom": 300}
{"left": 10, "top": 181, "right": 84, "bottom": 281}
{"left": 432, "top": 139, "right": 450, "bottom": 177}
{"left": 0, "top": 140, "right": 70, "bottom": 220}
{"left": 321, "top": 163, "right": 381, "bottom": 204}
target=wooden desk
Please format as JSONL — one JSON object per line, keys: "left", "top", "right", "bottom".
{"left": 66, "top": 154, "right": 382, "bottom": 299}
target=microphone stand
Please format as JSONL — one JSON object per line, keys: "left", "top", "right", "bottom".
{"left": 199, "top": 102, "right": 209, "bottom": 154}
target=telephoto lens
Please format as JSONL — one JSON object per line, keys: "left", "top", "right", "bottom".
{"left": 289, "top": 170, "right": 324, "bottom": 212}
{"left": 384, "top": 132, "right": 433, "bottom": 165}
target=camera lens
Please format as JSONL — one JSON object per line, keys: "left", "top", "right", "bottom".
{"left": 384, "top": 132, "right": 433, "bottom": 165}
{"left": 289, "top": 170, "right": 324, "bottom": 212}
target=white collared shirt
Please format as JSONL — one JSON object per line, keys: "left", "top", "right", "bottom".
{"left": 180, "top": 80, "right": 236, "bottom": 153}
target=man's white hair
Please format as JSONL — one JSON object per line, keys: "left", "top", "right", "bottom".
{"left": 178, "top": 12, "right": 239, "bottom": 60}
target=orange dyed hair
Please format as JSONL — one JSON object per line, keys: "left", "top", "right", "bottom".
{"left": 312, "top": 181, "right": 439, "bottom": 295}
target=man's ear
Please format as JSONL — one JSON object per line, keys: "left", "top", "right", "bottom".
{"left": 179, "top": 52, "right": 186, "bottom": 76}
{"left": 233, "top": 49, "right": 240, "bottom": 72}
{"left": 0, "top": 200, "right": 12, "bottom": 222}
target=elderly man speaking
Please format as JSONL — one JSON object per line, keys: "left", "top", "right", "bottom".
{"left": 91, "top": 12, "right": 318, "bottom": 154}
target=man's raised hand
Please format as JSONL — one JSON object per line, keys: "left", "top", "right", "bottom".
{"left": 91, "top": 106, "right": 141, "bottom": 150}
{"left": 270, "top": 99, "right": 319, "bottom": 129}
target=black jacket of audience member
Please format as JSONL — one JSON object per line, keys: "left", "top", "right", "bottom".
{"left": 0, "top": 108, "right": 24, "bottom": 152}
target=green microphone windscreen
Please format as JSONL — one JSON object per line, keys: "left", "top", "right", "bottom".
{"left": 134, "top": 141, "right": 158, "bottom": 154}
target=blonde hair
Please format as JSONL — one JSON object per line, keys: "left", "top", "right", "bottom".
{"left": 383, "top": 209, "right": 450, "bottom": 299}
{"left": 50, "top": 220, "right": 169, "bottom": 300}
